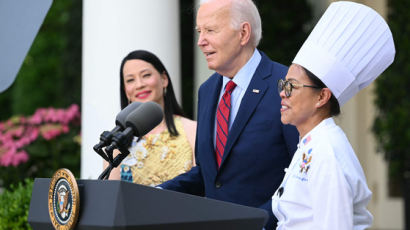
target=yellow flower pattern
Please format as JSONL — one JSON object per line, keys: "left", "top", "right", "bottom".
{"left": 120, "top": 116, "right": 193, "bottom": 186}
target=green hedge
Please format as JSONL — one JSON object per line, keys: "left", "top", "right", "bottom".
{"left": 0, "top": 179, "right": 33, "bottom": 230}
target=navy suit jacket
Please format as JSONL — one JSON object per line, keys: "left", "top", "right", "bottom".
{"left": 160, "top": 51, "right": 299, "bottom": 229}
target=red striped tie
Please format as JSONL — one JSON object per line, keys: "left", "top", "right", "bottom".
{"left": 215, "top": 80, "right": 236, "bottom": 168}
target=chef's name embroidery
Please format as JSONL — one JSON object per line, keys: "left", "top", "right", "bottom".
{"left": 292, "top": 174, "right": 308, "bottom": 182}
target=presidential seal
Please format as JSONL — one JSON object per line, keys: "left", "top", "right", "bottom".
{"left": 48, "top": 168, "right": 80, "bottom": 230}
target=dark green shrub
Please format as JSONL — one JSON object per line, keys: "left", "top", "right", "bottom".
{"left": 0, "top": 179, "right": 33, "bottom": 230}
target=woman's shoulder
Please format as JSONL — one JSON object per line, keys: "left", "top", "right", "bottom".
{"left": 310, "top": 126, "right": 359, "bottom": 171}
{"left": 177, "top": 116, "right": 196, "bottom": 126}
{"left": 175, "top": 116, "right": 197, "bottom": 153}
{"left": 177, "top": 116, "right": 196, "bottom": 132}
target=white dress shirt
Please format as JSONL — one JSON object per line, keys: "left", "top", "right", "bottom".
{"left": 272, "top": 118, "right": 373, "bottom": 230}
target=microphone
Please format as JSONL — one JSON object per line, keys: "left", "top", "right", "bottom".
{"left": 125, "top": 101, "right": 164, "bottom": 137}
{"left": 115, "top": 101, "right": 143, "bottom": 129}
{"left": 104, "top": 101, "right": 163, "bottom": 156}
{"left": 98, "top": 101, "right": 163, "bottom": 180}
{"left": 93, "top": 102, "right": 142, "bottom": 160}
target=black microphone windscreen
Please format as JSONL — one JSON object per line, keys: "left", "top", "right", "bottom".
{"left": 115, "top": 102, "right": 142, "bottom": 128}
{"left": 125, "top": 101, "right": 163, "bottom": 137}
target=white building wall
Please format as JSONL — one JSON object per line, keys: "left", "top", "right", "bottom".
{"left": 81, "top": 0, "right": 180, "bottom": 179}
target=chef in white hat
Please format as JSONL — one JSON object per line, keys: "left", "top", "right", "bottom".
{"left": 271, "top": 1, "right": 395, "bottom": 229}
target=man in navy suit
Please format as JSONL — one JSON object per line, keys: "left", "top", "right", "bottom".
{"left": 160, "top": 0, "right": 299, "bottom": 229}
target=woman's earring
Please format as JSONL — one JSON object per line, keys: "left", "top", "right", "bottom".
{"left": 163, "top": 87, "right": 167, "bottom": 95}
{"left": 128, "top": 99, "right": 132, "bottom": 104}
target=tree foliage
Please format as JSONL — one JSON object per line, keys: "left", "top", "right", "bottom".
{"left": 255, "top": 0, "right": 313, "bottom": 65}
{"left": 0, "top": 1, "right": 82, "bottom": 188}
{"left": 373, "top": 0, "right": 410, "bottom": 194}
{"left": 373, "top": 1, "right": 410, "bottom": 226}
{"left": 0, "top": 1, "right": 82, "bottom": 120}
{"left": 179, "top": 0, "right": 313, "bottom": 117}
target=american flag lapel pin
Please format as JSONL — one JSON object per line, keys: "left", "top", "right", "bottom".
{"left": 252, "top": 89, "right": 260, "bottom": 93}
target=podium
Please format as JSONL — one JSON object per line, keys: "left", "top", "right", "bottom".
{"left": 28, "top": 178, "right": 268, "bottom": 229}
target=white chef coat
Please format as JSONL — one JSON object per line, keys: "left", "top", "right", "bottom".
{"left": 272, "top": 118, "right": 373, "bottom": 230}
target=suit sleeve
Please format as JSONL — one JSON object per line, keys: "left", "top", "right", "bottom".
{"left": 159, "top": 165, "right": 204, "bottom": 196}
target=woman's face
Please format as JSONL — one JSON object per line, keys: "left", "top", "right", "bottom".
{"left": 123, "top": 59, "right": 168, "bottom": 107}
{"left": 279, "top": 64, "right": 320, "bottom": 129}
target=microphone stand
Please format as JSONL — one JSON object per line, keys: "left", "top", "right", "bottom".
{"left": 97, "top": 136, "right": 141, "bottom": 180}
{"left": 93, "top": 130, "right": 115, "bottom": 162}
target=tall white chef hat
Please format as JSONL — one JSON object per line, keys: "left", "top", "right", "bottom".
{"left": 292, "top": 1, "right": 395, "bottom": 106}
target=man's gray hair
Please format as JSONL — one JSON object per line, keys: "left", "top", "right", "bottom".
{"left": 199, "top": 0, "right": 262, "bottom": 47}
{"left": 230, "top": 0, "right": 262, "bottom": 47}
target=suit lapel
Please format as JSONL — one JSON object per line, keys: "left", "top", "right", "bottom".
{"left": 219, "top": 55, "right": 272, "bottom": 169}
{"left": 202, "top": 74, "right": 222, "bottom": 172}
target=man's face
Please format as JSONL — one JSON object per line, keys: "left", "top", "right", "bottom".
{"left": 196, "top": 1, "right": 243, "bottom": 77}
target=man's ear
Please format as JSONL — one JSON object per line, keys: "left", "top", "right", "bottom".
{"left": 239, "top": 22, "right": 251, "bottom": 46}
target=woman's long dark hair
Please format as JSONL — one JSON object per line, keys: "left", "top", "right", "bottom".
{"left": 302, "top": 66, "right": 341, "bottom": 117}
{"left": 119, "top": 50, "right": 185, "bottom": 136}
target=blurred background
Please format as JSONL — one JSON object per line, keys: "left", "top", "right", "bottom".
{"left": 0, "top": 0, "right": 408, "bottom": 229}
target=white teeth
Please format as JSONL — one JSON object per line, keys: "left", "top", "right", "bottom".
{"left": 282, "top": 105, "right": 288, "bottom": 109}
{"left": 137, "top": 92, "right": 149, "bottom": 98}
